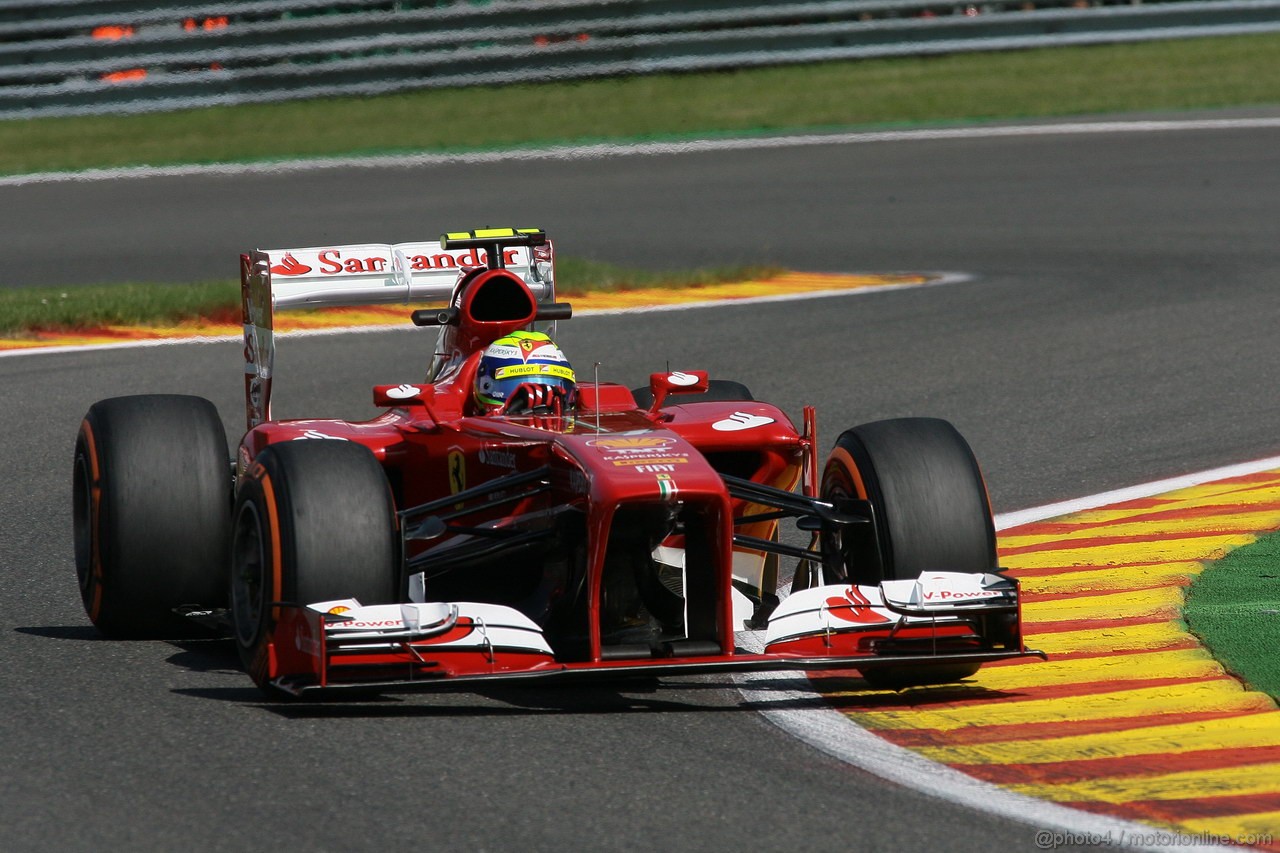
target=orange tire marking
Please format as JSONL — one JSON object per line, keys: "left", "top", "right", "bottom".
{"left": 258, "top": 471, "right": 283, "bottom": 623}
{"left": 824, "top": 446, "right": 868, "bottom": 499}
{"left": 79, "top": 419, "right": 104, "bottom": 621}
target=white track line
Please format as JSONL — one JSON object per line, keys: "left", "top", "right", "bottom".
{"left": 735, "top": 667, "right": 1250, "bottom": 852}
{"left": 738, "top": 456, "right": 1280, "bottom": 852}
{"left": 11, "top": 112, "right": 1276, "bottom": 847}
{"left": 3, "top": 117, "right": 1279, "bottom": 186}
{"left": 12, "top": 114, "right": 1280, "bottom": 850}
{"left": 6, "top": 251, "right": 1270, "bottom": 846}
{"left": 996, "top": 455, "right": 1280, "bottom": 530}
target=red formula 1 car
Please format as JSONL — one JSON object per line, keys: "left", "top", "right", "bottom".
{"left": 73, "top": 228, "right": 1041, "bottom": 698}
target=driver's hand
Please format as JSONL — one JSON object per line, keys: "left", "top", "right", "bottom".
{"left": 500, "top": 383, "right": 571, "bottom": 416}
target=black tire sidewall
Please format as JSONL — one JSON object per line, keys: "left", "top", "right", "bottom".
{"left": 825, "top": 418, "right": 996, "bottom": 583}
{"left": 74, "top": 395, "right": 230, "bottom": 638}
{"left": 230, "top": 440, "right": 398, "bottom": 689}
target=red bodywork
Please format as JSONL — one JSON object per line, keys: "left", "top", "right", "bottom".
{"left": 237, "top": 230, "right": 1039, "bottom": 696}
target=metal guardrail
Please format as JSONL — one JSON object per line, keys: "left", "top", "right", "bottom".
{"left": 2, "top": 0, "right": 1279, "bottom": 119}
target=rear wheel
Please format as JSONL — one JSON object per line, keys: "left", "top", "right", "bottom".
{"left": 820, "top": 417, "right": 996, "bottom": 686}
{"left": 230, "top": 440, "right": 398, "bottom": 696}
{"left": 73, "top": 395, "right": 231, "bottom": 638}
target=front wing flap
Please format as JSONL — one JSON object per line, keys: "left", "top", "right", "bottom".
{"left": 265, "top": 572, "right": 1040, "bottom": 697}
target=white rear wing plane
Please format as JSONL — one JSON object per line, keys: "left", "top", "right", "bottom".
{"left": 240, "top": 231, "right": 556, "bottom": 430}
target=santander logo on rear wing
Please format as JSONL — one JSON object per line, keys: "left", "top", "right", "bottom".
{"left": 259, "top": 240, "right": 551, "bottom": 310}
{"left": 238, "top": 230, "right": 556, "bottom": 433}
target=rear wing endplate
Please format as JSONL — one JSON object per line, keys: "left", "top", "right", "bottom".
{"left": 240, "top": 234, "right": 556, "bottom": 430}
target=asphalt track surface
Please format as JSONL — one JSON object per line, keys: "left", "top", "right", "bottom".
{"left": 3, "top": 111, "right": 1280, "bottom": 852}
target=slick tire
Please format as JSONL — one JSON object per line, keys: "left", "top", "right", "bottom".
{"left": 73, "top": 395, "right": 232, "bottom": 639}
{"left": 230, "top": 440, "right": 397, "bottom": 697}
{"left": 822, "top": 417, "right": 995, "bottom": 584}
{"left": 821, "top": 418, "right": 996, "bottom": 687}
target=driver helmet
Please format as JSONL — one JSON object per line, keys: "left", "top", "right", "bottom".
{"left": 473, "top": 331, "right": 575, "bottom": 411}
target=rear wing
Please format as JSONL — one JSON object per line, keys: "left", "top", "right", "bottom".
{"left": 240, "top": 230, "right": 556, "bottom": 430}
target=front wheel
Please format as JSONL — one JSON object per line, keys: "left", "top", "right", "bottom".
{"left": 820, "top": 417, "right": 996, "bottom": 687}
{"left": 230, "top": 440, "right": 398, "bottom": 697}
{"left": 821, "top": 417, "right": 995, "bottom": 585}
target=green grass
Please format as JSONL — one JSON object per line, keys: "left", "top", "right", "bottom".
{"left": 1183, "top": 532, "right": 1280, "bottom": 700}
{"left": 554, "top": 257, "right": 780, "bottom": 294}
{"left": 4, "top": 32, "right": 1280, "bottom": 176}
{"left": 0, "top": 280, "right": 241, "bottom": 336}
{"left": 0, "top": 258, "right": 778, "bottom": 336}
{"left": 8, "top": 32, "right": 1280, "bottom": 684}
{"left": 5, "top": 30, "right": 1279, "bottom": 331}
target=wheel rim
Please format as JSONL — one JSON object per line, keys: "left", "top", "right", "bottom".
{"left": 820, "top": 464, "right": 858, "bottom": 585}
{"left": 230, "top": 501, "right": 268, "bottom": 648}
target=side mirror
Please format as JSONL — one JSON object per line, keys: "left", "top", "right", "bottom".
{"left": 647, "top": 370, "right": 709, "bottom": 412}
{"left": 373, "top": 383, "right": 435, "bottom": 407}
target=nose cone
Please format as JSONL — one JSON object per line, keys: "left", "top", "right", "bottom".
{"left": 566, "top": 431, "right": 727, "bottom": 505}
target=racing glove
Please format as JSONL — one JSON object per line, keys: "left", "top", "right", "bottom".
{"left": 500, "top": 382, "right": 572, "bottom": 416}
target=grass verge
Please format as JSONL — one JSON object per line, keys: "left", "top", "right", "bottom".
{"left": 1183, "top": 532, "right": 1280, "bottom": 701}
{"left": 0, "top": 258, "right": 780, "bottom": 336}
{"left": 3, "top": 32, "right": 1280, "bottom": 176}
{"left": 0, "top": 280, "right": 241, "bottom": 336}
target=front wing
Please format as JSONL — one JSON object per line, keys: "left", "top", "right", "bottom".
{"left": 262, "top": 572, "right": 1043, "bottom": 697}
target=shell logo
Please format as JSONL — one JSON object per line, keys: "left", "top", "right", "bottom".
{"left": 327, "top": 605, "right": 351, "bottom": 615}
{"left": 825, "top": 586, "right": 889, "bottom": 624}
{"left": 587, "top": 437, "right": 675, "bottom": 450}
{"left": 271, "top": 252, "right": 313, "bottom": 277}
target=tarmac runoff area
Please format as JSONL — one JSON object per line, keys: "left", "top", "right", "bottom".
{"left": 10, "top": 270, "right": 1279, "bottom": 847}
{"left": 818, "top": 469, "right": 1280, "bottom": 850}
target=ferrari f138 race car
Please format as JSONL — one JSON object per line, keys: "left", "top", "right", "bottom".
{"left": 73, "top": 228, "right": 1042, "bottom": 698}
